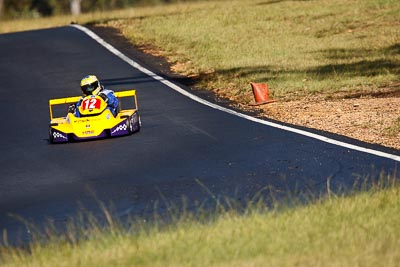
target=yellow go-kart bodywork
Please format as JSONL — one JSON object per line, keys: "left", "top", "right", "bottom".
{"left": 49, "top": 90, "right": 140, "bottom": 143}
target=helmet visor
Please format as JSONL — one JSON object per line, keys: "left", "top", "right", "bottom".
{"left": 81, "top": 81, "right": 99, "bottom": 95}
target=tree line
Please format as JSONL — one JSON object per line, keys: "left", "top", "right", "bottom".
{"left": 0, "top": 0, "right": 189, "bottom": 19}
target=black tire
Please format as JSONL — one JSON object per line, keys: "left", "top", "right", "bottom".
{"left": 136, "top": 114, "right": 141, "bottom": 132}
{"left": 49, "top": 128, "right": 55, "bottom": 144}
{"left": 127, "top": 115, "right": 134, "bottom": 135}
{"left": 126, "top": 112, "right": 141, "bottom": 135}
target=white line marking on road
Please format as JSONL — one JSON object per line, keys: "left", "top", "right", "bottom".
{"left": 71, "top": 24, "right": 400, "bottom": 162}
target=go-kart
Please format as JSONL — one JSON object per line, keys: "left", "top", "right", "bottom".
{"left": 49, "top": 90, "right": 140, "bottom": 143}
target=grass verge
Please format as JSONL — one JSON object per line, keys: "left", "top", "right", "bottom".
{"left": 100, "top": 0, "right": 400, "bottom": 101}
{"left": 1, "top": 0, "right": 398, "bottom": 102}
{"left": 1, "top": 176, "right": 400, "bottom": 267}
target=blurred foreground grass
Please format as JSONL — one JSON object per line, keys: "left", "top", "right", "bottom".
{"left": 1, "top": 175, "right": 400, "bottom": 267}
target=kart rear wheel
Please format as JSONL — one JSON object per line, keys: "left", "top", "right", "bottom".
{"left": 49, "top": 128, "right": 54, "bottom": 144}
{"left": 136, "top": 114, "right": 141, "bottom": 132}
{"left": 127, "top": 115, "right": 134, "bottom": 134}
{"left": 127, "top": 113, "right": 141, "bottom": 134}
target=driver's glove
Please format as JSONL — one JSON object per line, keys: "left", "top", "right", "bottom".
{"left": 68, "top": 104, "right": 76, "bottom": 113}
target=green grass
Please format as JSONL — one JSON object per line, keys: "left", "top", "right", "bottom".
{"left": 1, "top": 0, "right": 398, "bottom": 101}
{"left": 103, "top": 0, "right": 400, "bottom": 101}
{"left": 1, "top": 176, "right": 400, "bottom": 267}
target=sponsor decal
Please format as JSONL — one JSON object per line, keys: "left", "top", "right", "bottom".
{"left": 74, "top": 118, "right": 101, "bottom": 123}
{"left": 111, "top": 124, "right": 127, "bottom": 134}
{"left": 82, "top": 130, "right": 95, "bottom": 135}
{"left": 53, "top": 132, "right": 68, "bottom": 140}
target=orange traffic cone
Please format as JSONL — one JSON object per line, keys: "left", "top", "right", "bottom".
{"left": 250, "top": 82, "right": 276, "bottom": 105}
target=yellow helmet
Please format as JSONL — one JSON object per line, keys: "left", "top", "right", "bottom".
{"left": 80, "top": 75, "right": 101, "bottom": 95}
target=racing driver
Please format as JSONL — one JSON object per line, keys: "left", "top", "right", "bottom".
{"left": 69, "top": 75, "right": 119, "bottom": 117}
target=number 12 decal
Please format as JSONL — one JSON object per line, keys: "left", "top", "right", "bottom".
{"left": 82, "top": 98, "right": 101, "bottom": 110}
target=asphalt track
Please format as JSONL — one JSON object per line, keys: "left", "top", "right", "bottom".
{"left": 0, "top": 26, "right": 399, "bottom": 244}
